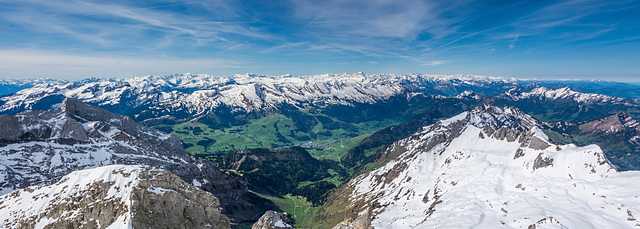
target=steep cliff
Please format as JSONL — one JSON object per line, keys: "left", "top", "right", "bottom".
{"left": 0, "top": 165, "right": 230, "bottom": 229}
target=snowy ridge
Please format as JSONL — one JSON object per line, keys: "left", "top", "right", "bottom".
{"left": 333, "top": 105, "right": 640, "bottom": 228}
{"left": 0, "top": 100, "right": 184, "bottom": 195}
{"left": 0, "top": 78, "right": 70, "bottom": 96}
{"left": 0, "top": 165, "right": 229, "bottom": 229}
{"left": 0, "top": 78, "right": 69, "bottom": 85}
{"left": 0, "top": 98, "right": 239, "bottom": 198}
{"left": 0, "top": 73, "right": 516, "bottom": 119}
{"left": 509, "top": 86, "right": 636, "bottom": 105}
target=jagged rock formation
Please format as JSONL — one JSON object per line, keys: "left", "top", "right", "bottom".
{"left": 313, "top": 104, "right": 640, "bottom": 228}
{"left": 577, "top": 112, "right": 640, "bottom": 135}
{"left": 0, "top": 98, "right": 266, "bottom": 222}
{"left": 0, "top": 165, "right": 230, "bottom": 229}
{"left": 545, "top": 112, "right": 640, "bottom": 171}
{"left": 545, "top": 112, "right": 640, "bottom": 139}
{"left": 251, "top": 211, "right": 295, "bottom": 229}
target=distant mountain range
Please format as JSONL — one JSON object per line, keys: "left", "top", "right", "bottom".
{"left": 2, "top": 73, "right": 638, "bottom": 123}
{"left": 3, "top": 73, "right": 638, "bottom": 159}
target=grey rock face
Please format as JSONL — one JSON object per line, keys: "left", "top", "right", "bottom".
{"left": 252, "top": 211, "right": 295, "bottom": 229}
{"left": 533, "top": 153, "right": 554, "bottom": 170}
{"left": 0, "top": 114, "right": 22, "bottom": 140}
{"left": 332, "top": 212, "right": 372, "bottom": 229}
{"left": 131, "top": 167, "right": 230, "bottom": 229}
{"left": 62, "top": 97, "right": 186, "bottom": 155}
{"left": 0, "top": 165, "right": 230, "bottom": 229}
{"left": 0, "top": 98, "right": 265, "bottom": 222}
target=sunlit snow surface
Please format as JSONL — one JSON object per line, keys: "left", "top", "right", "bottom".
{"left": 507, "top": 86, "right": 634, "bottom": 105}
{"left": 0, "top": 165, "right": 144, "bottom": 229}
{"left": 0, "top": 73, "right": 514, "bottom": 115}
{"left": 344, "top": 106, "right": 640, "bottom": 228}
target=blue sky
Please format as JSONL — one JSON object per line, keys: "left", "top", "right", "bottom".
{"left": 0, "top": 0, "right": 639, "bottom": 81}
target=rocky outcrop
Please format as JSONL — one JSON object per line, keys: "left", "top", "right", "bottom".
{"left": 62, "top": 98, "right": 186, "bottom": 154}
{"left": 252, "top": 211, "right": 294, "bottom": 229}
{"left": 0, "top": 98, "right": 268, "bottom": 222}
{"left": 0, "top": 114, "right": 23, "bottom": 140}
{"left": 131, "top": 168, "right": 229, "bottom": 229}
{"left": 545, "top": 112, "right": 640, "bottom": 170}
{"left": 0, "top": 165, "right": 230, "bottom": 229}
{"left": 332, "top": 211, "right": 372, "bottom": 229}
{"left": 577, "top": 112, "right": 640, "bottom": 135}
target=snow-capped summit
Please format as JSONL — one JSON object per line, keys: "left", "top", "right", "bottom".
{"left": 453, "top": 90, "right": 487, "bottom": 100}
{"left": 323, "top": 104, "right": 640, "bottom": 228}
{"left": 0, "top": 78, "right": 70, "bottom": 96}
{"left": 0, "top": 165, "right": 230, "bottom": 229}
{"left": 507, "top": 86, "right": 636, "bottom": 105}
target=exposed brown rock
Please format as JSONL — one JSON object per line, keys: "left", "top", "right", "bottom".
{"left": 533, "top": 153, "right": 554, "bottom": 170}
{"left": 252, "top": 211, "right": 294, "bottom": 229}
{"left": 131, "top": 168, "right": 230, "bottom": 229}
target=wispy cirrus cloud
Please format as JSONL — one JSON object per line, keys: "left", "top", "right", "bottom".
{"left": 420, "top": 60, "right": 447, "bottom": 66}
{"left": 0, "top": 0, "right": 273, "bottom": 51}
{"left": 284, "top": 0, "right": 473, "bottom": 57}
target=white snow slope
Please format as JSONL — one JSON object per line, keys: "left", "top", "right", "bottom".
{"left": 505, "top": 86, "right": 637, "bottom": 105}
{"left": 336, "top": 104, "right": 640, "bottom": 228}
{"left": 0, "top": 165, "right": 144, "bottom": 229}
{"left": 0, "top": 165, "right": 227, "bottom": 229}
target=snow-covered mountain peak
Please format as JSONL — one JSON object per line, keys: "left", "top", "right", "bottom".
{"left": 0, "top": 165, "right": 230, "bottom": 229}
{"left": 516, "top": 86, "right": 634, "bottom": 104}
{"left": 416, "top": 104, "right": 544, "bottom": 150}
{"left": 453, "top": 90, "right": 487, "bottom": 100}
{"left": 327, "top": 105, "right": 639, "bottom": 228}
{"left": 465, "top": 103, "right": 539, "bottom": 131}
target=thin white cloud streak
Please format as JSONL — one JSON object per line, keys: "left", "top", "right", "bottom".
{"left": 509, "top": 36, "right": 519, "bottom": 49}
{"left": 427, "top": 0, "right": 633, "bottom": 57}
{"left": 0, "top": 50, "right": 243, "bottom": 78}
{"left": 420, "top": 60, "right": 447, "bottom": 66}
{"left": 506, "top": 0, "right": 622, "bottom": 41}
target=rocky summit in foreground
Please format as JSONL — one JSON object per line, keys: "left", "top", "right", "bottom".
{"left": 252, "top": 211, "right": 295, "bottom": 229}
{"left": 0, "top": 98, "right": 266, "bottom": 222}
{"left": 0, "top": 165, "right": 229, "bottom": 229}
{"left": 317, "top": 104, "right": 640, "bottom": 228}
